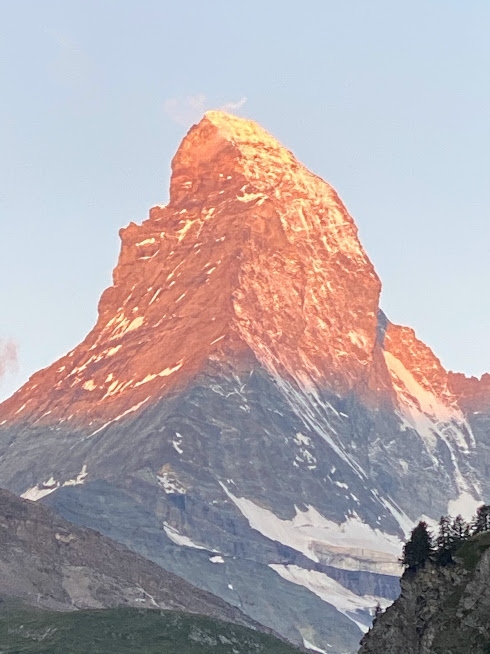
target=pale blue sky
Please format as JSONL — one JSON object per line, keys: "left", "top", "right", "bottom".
{"left": 1, "top": 1, "right": 490, "bottom": 399}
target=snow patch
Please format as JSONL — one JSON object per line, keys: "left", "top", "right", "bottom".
{"left": 157, "top": 471, "right": 186, "bottom": 494}
{"left": 236, "top": 191, "right": 268, "bottom": 204}
{"left": 149, "top": 289, "right": 161, "bottom": 305}
{"left": 219, "top": 483, "right": 402, "bottom": 574}
{"left": 210, "top": 555, "right": 225, "bottom": 564}
{"left": 176, "top": 219, "right": 195, "bottom": 242}
{"left": 384, "top": 351, "right": 481, "bottom": 508}
{"left": 109, "top": 315, "right": 144, "bottom": 339}
{"left": 385, "top": 351, "right": 466, "bottom": 446}
{"left": 126, "top": 316, "right": 144, "bottom": 332}
{"left": 347, "top": 330, "right": 367, "bottom": 349}
{"left": 62, "top": 464, "right": 88, "bottom": 487}
{"left": 21, "top": 477, "right": 59, "bottom": 501}
{"left": 163, "top": 523, "right": 207, "bottom": 550}
{"left": 173, "top": 441, "right": 183, "bottom": 454}
{"left": 21, "top": 465, "right": 88, "bottom": 501}
{"left": 399, "top": 460, "right": 409, "bottom": 473}
{"left": 448, "top": 491, "right": 482, "bottom": 520}
{"left": 272, "top": 564, "right": 389, "bottom": 632}
{"left": 294, "top": 433, "right": 317, "bottom": 467}
{"left": 134, "top": 361, "right": 183, "bottom": 387}
{"left": 302, "top": 638, "right": 330, "bottom": 653}
{"left": 294, "top": 432, "right": 312, "bottom": 446}
{"left": 172, "top": 432, "right": 184, "bottom": 454}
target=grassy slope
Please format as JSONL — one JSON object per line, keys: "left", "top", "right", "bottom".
{"left": 0, "top": 604, "right": 303, "bottom": 654}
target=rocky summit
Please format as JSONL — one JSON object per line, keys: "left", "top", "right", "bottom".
{"left": 0, "top": 111, "right": 489, "bottom": 653}
{"left": 0, "top": 110, "right": 383, "bottom": 425}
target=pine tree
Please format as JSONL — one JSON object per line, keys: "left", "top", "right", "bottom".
{"left": 437, "top": 515, "right": 452, "bottom": 550}
{"left": 473, "top": 505, "right": 490, "bottom": 534}
{"left": 450, "top": 514, "right": 468, "bottom": 542}
{"left": 402, "top": 521, "right": 434, "bottom": 570}
{"left": 435, "top": 515, "right": 453, "bottom": 565}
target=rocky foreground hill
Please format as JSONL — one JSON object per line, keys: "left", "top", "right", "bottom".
{"left": 0, "top": 488, "right": 257, "bottom": 625}
{"left": 359, "top": 532, "right": 490, "bottom": 654}
{"left": 1, "top": 111, "right": 490, "bottom": 652}
{"left": 0, "top": 488, "right": 302, "bottom": 652}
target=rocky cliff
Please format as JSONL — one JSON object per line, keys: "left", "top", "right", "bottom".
{"left": 359, "top": 532, "right": 490, "bottom": 654}
{"left": 0, "top": 111, "right": 489, "bottom": 653}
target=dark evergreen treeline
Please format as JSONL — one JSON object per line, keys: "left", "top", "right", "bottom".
{"left": 401, "top": 505, "right": 490, "bottom": 571}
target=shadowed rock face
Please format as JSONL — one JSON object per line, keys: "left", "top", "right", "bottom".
{"left": 0, "top": 111, "right": 490, "bottom": 654}
{"left": 0, "top": 488, "right": 257, "bottom": 628}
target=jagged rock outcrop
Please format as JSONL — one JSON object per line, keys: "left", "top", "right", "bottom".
{"left": 359, "top": 534, "right": 490, "bottom": 654}
{"left": 1, "top": 111, "right": 490, "bottom": 653}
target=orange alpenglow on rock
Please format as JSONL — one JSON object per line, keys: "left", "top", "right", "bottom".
{"left": 0, "top": 111, "right": 487, "bottom": 438}
{"left": 0, "top": 111, "right": 386, "bottom": 426}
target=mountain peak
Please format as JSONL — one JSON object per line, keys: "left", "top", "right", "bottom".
{"left": 200, "top": 110, "right": 296, "bottom": 166}
{"left": 169, "top": 110, "right": 335, "bottom": 211}
{"left": 202, "top": 110, "right": 281, "bottom": 145}
{"left": 1, "top": 116, "right": 381, "bottom": 426}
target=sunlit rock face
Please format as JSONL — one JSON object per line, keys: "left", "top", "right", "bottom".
{"left": 0, "top": 111, "right": 381, "bottom": 425}
{"left": 1, "top": 111, "right": 490, "bottom": 654}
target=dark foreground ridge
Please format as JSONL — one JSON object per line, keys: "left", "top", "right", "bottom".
{"left": 359, "top": 530, "right": 490, "bottom": 654}
{"left": 0, "top": 603, "right": 303, "bottom": 654}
